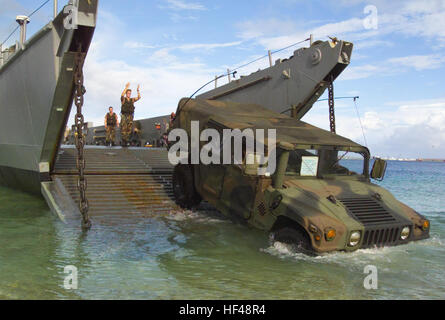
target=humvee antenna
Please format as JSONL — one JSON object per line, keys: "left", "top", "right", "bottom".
{"left": 317, "top": 95, "right": 368, "bottom": 147}
{"left": 353, "top": 96, "right": 368, "bottom": 147}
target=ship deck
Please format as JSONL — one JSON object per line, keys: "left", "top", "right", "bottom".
{"left": 42, "top": 146, "right": 203, "bottom": 224}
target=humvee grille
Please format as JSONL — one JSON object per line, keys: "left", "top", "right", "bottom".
{"left": 339, "top": 197, "right": 397, "bottom": 226}
{"left": 362, "top": 227, "right": 400, "bottom": 248}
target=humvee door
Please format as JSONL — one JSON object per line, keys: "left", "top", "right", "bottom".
{"left": 198, "top": 165, "right": 225, "bottom": 199}
{"left": 220, "top": 165, "right": 257, "bottom": 220}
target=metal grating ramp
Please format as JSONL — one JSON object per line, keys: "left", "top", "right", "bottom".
{"left": 53, "top": 147, "right": 169, "bottom": 174}
{"left": 43, "top": 146, "right": 181, "bottom": 222}
{"left": 53, "top": 174, "right": 176, "bottom": 217}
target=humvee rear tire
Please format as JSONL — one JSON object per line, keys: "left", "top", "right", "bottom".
{"left": 272, "top": 227, "right": 313, "bottom": 255}
{"left": 172, "top": 164, "right": 202, "bottom": 209}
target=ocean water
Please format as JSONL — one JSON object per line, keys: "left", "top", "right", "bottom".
{"left": 0, "top": 161, "right": 444, "bottom": 300}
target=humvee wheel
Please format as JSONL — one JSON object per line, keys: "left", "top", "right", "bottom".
{"left": 172, "top": 165, "right": 202, "bottom": 209}
{"left": 272, "top": 227, "right": 313, "bottom": 255}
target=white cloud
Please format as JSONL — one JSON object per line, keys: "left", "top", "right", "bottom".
{"left": 304, "top": 97, "right": 445, "bottom": 158}
{"left": 124, "top": 40, "right": 243, "bottom": 54}
{"left": 75, "top": 49, "right": 214, "bottom": 128}
{"left": 236, "top": 0, "right": 445, "bottom": 52}
{"left": 62, "top": 3, "right": 445, "bottom": 159}
{"left": 66, "top": 10, "right": 216, "bottom": 128}
{"left": 158, "top": 0, "right": 207, "bottom": 21}
{"left": 340, "top": 54, "right": 445, "bottom": 80}
{"left": 124, "top": 41, "right": 158, "bottom": 49}
{"left": 161, "top": 0, "right": 206, "bottom": 11}
{"left": 354, "top": 39, "right": 393, "bottom": 50}
{"left": 388, "top": 55, "right": 445, "bottom": 71}
{"left": 178, "top": 41, "right": 243, "bottom": 51}
{"left": 340, "top": 64, "right": 381, "bottom": 80}
{"left": 236, "top": 19, "right": 299, "bottom": 41}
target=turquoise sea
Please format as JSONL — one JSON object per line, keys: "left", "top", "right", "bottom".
{"left": 0, "top": 161, "right": 444, "bottom": 299}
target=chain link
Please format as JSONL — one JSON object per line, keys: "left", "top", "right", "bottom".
{"left": 74, "top": 44, "right": 91, "bottom": 231}
{"left": 328, "top": 75, "right": 336, "bottom": 133}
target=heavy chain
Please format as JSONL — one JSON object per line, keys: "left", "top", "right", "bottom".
{"left": 74, "top": 45, "right": 91, "bottom": 231}
{"left": 328, "top": 75, "right": 336, "bottom": 133}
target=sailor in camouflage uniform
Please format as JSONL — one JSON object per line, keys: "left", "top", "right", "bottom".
{"left": 104, "top": 106, "right": 119, "bottom": 146}
{"left": 120, "top": 83, "right": 141, "bottom": 146}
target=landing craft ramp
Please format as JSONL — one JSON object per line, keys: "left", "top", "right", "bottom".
{"left": 42, "top": 146, "right": 181, "bottom": 222}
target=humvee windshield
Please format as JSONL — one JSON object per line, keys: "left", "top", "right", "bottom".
{"left": 282, "top": 149, "right": 367, "bottom": 178}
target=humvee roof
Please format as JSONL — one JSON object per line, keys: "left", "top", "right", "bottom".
{"left": 177, "top": 98, "right": 365, "bottom": 150}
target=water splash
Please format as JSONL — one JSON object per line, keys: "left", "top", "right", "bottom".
{"left": 261, "top": 240, "right": 421, "bottom": 268}
{"left": 165, "top": 208, "right": 227, "bottom": 224}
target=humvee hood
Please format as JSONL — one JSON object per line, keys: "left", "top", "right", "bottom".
{"left": 281, "top": 178, "right": 415, "bottom": 224}
{"left": 283, "top": 178, "right": 387, "bottom": 200}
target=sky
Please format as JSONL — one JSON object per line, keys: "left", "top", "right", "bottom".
{"left": 1, "top": 0, "right": 445, "bottom": 158}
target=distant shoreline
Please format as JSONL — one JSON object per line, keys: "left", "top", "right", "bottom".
{"left": 343, "top": 158, "right": 445, "bottom": 163}
{"left": 373, "top": 157, "right": 445, "bottom": 163}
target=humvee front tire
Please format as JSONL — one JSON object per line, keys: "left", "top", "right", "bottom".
{"left": 271, "top": 227, "right": 313, "bottom": 255}
{"left": 172, "top": 164, "right": 202, "bottom": 209}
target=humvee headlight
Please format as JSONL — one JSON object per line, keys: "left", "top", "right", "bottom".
{"left": 400, "top": 227, "right": 410, "bottom": 240}
{"left": 348, "top": 231, "right": 361, "bottom": 247}
{"left": 325, "top": 229, "right": 336, "bottom": 241}
{"left": 422, "top": 220, "right": 430, "bottom": 231}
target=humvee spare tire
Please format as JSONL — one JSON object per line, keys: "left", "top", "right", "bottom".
{"left": 271, "top": 227, "right": 313, "bottom": 255}
{"left": 173, "top": 164, "right": 202, "bottom": 209}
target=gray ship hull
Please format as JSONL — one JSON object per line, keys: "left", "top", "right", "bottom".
{"left": 0, "top": 0, "right": 98, "bottom": 193}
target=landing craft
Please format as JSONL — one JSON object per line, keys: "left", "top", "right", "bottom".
{"left": 0, "top": 0, "right": 98, "bottom": 194}
{"left": 0, "top": 0, "right": 180, "bottom": 223}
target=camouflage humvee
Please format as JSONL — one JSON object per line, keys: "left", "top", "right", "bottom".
{"left": 170, "top": 99, "right": 430, "bottom": 254}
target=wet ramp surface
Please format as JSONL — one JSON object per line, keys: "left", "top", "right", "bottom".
{"left": 54, "top": 146, "right": 172, "bottom": 174}
{"left": 54, "top": 174, "right": 176, "bottom": 217}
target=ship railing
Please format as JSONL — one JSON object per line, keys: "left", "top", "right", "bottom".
{"left": 212, "top": 35, "right": 314, "bottom": 89}
{"left": 0, "top": 44, "right": 17, "bottom": 68}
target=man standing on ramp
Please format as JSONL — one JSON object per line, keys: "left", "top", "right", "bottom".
{"left": 120, "top": 82, "right": 141, "bottom": 146}
{"left": 104, "top": 106, "right": 119, "bottom": 146}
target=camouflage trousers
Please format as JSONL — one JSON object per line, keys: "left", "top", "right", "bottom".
{"left": 106, "top": 126, "right": 116, "bottom": 144}
{"left": 120, "top": 113, "right": 134, "bottom": 142}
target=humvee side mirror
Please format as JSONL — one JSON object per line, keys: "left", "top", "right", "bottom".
{"left": 371, "top": 158, "right": 387, "bottom": 181}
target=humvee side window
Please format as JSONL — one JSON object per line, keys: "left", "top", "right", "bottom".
{"left": 285, "top": 149, "right": 318, "bottom": 176}
{"left": 318, "top": 150, "right": 365, "bottom": 176}
{"left": 337, "top": 151, "right": 365, "bottom": 175}
{"left": 283, "top": 149, "right": 366, "bottom": 178}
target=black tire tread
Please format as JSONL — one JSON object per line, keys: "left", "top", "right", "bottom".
{"left": 173, "top": 165, "right": 202, "bottom": 209}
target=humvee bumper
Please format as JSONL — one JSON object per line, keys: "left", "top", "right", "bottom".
{"left": 299, "top": 216, "right": 430, "bottom": 254}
